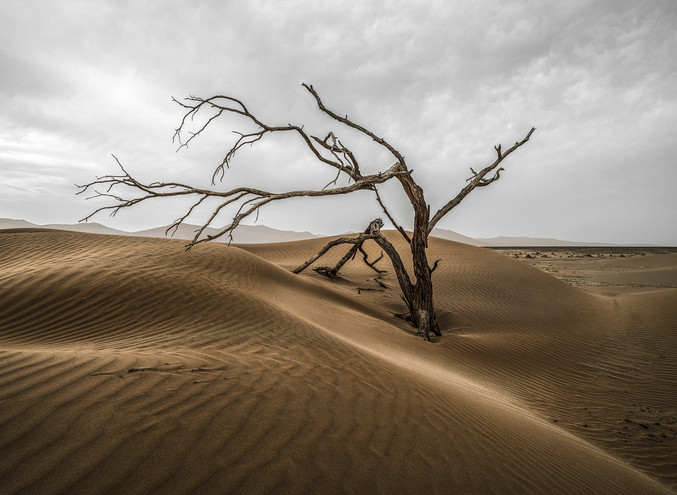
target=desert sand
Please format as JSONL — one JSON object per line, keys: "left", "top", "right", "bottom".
{"left": 0, "top": 228, "right": 675, "bottom": 494}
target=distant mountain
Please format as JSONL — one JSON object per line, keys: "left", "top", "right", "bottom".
{"left": 430, "top": 228, "right": 618, "bottom": 247}
{"left": 430, "top": 228, "right": 488, "bottom": 246}
{"left": 0, "top": 218, "right": 621, "bottom": 246}
{"left": 0, "top": 218, "right": 136, "bottom": 236}
{"left": 0, "top": 218, "right": 37, "bottom": 230}
{"left": 45, "top": 222, "right": 131, "bottom": 236}
{"left": 133, "top": 223, "right": 321, "bottom": 244}
{"left": 475, "top": 236, "right": 617, "bottom": 247}
{"left": 0, "top": 218, "right": 321, "bottom": 244}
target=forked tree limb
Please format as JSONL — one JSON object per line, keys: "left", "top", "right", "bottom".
{"left": 79, "top": 84, "right": 421, "bottom": 250}
{"left": 313, "top": 242, "right": 361, "bottom": 279}
{"left": 293, "top": 218, "right": 413, "bottom": 306}
{"left": 172, "top": 94, "right": 362, "bottom": 186}
{"left": 293, "top": 218, "right": 384, "bottom": 276}
{"left": 292, "top": 233, "right": 379, "bottom": 275}
{"left": 427, "top": 126, "right": 536, "bottom": 234}
{"left": 302, "top": 83, "right": 408, "bottom": 168}
{"left": 307, "top": 226, "right": 388, "bottom": 279}
{"left": 325, "top": 242, "right": 361, "bottom": 276}
{"left": 359, "top": 245, "right": 386, "bottom": 274}
{"left": 370, "top": 234, "right": 414, "bottom": 308}
{"left": 78, "top": 158, "right": 409, "bottom": 249}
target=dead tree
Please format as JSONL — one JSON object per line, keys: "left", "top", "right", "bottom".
{"left": 78, "top": 84, "right": 535, "bottom": 340}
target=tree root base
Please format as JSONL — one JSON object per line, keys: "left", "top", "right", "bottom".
{"left": 394, "top": 312, "right": 441, "bottom": 341}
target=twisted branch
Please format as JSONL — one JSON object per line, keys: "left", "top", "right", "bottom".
{"left": 292, "top": 233, "right": 379, "bottom": 275}
{"left": 428, "top": 126, "right": 536, "bottom": 234}
{"left": 373, "top": 184, "right": 411, "bottom": 244}
{"left": 77, "top": 156, "right": 409, "bottom": 249}
{"left": 172, "top": 94, "right": 362, "bottom": 186}
{"left": 302, "top": 83, "right": 408, "bottom": 169}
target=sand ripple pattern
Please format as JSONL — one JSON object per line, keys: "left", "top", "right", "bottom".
{"left": 0, "top": 229, "right": 674, "bottom": 494}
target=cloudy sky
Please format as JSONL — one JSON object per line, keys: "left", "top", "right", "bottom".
{"left": 1, "top": 0, "right": 676, "bottom": 244}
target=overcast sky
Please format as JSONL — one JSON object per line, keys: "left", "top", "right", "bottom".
{"left": 1, "top": 0, "right": 676, "bottom": 244}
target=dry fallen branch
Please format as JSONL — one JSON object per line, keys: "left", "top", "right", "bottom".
{"left": 296, "top": 219, "right": 388, "bottom": 278}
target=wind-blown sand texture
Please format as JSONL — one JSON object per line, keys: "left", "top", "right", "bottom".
{"left": 494, "top": 247, "right": 677, "bottom": 293}
{"left": 0, "top": 228, "right": 675, "bottom": 494}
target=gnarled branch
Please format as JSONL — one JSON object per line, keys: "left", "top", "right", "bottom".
{"left": 428, "top": 127, "right": 536, "bottom": 234}
{"left": 302, "top": 83, "right": 408, "bottom": 169}
{"left": 359, "top": 245, "right": 386, "bottom": 274}
{"left": 172, "top": 94, "right": 361, "bottom": 186}
{"left": 293, "top": 233, "right": 379, "bottom": 275}
{"left": 78, "top": 156, "right": 409, "bottom": 250}
{"left": 373, "top": 185, "right": 411, "bottom": 245}
{"left": 294, "top": 219, "right": 385, "bottom": 277}
{"left": 293, "top": 218, "right": 414, "bottom": 307}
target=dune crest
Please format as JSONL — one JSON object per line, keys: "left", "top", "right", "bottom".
{"left": 1, "top": 229, "right": 675, "bottom": 494}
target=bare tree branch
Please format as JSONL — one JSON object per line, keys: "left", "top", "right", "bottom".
{"left": 359, "top": 245, "right": 386, "bottom": 274}
{"left": 300, "top": 219, "right": 388, "bottom": 278}
{"left": 292, "top": 218, "right": 414, "bottom": 307}
{"left": 171, "top": 95, "right": 361, "bottom": 186}
{"left": 77, "top": 155, "right": 410, "bottom": 250}
{"left": 428, "top": 127, "right": 536, "bottom": 234}
{"left": 312, "top": 132, "right": 361, "bottom": 177}
{"left": 186, "top": 163, "right": 410, "bottom": 249}
{"left": 293, "top": 233, "right": 379, "bottom": 275}
{"left": 166, "top": 194, "right": 210, "bottom": 237}
{"left": 302, "top": 83, "right": 408, "bottom": 168}
{"left": 373, "top": 184, "right": 411, "bottom": 244}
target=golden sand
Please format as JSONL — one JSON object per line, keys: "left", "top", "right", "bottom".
{"left": 0, "top": 229, "right": 675, "bottom": 494}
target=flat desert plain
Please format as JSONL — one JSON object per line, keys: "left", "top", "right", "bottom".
{"left": 0, "top": 228, "right": 675, "bottom": 494}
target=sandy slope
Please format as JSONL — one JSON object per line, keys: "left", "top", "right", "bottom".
{"left": 0, "top": 229, "right": 674, "bottom": 494}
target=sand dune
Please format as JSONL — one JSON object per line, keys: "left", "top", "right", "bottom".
{"left": 0, "top": 218, "right": 321, "bottom": 244}
{"left": 0, "top": 228, "right": 675, "bottom": 494}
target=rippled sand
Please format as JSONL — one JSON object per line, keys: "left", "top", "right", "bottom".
{"left": 1, "top": 229, "right": 674, "bottom": 494}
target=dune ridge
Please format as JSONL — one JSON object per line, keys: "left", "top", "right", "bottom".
{"left": 0, "top": 229, "right": 674, "bottom": 494}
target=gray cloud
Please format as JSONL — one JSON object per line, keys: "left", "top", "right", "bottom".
{"left": 1, "top": 0, "right": 676, "bottom": 243}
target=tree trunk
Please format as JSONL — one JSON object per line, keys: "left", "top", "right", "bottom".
{"left": 396, "top": 175, "right": 441, "bottom": 341}
{"left": 408, "top": 214, "right": 439, "bottom": 340}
